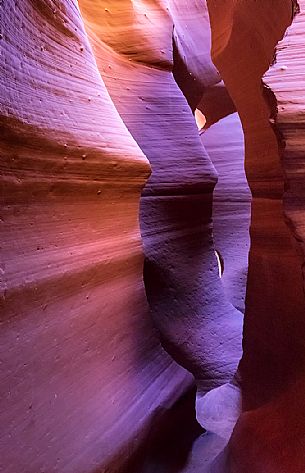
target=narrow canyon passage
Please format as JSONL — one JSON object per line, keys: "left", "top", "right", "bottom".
{"left": 1, "top": 1, "right": 305, "bottom": 473}
{"left": 200, "top": 113, "right": 251, "bottom": 314}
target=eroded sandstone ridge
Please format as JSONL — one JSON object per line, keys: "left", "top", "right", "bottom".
{"left": 0, "top": 2, "right": 192, "bottom": 472}
{"left": 1, "top": 1, "right": 305, "bottom": 472}
{"left": 78, "top": 1, "right": 242, "bottom": 397}
{"left": 207, "top": 1, "right": 305, "bottom": 472}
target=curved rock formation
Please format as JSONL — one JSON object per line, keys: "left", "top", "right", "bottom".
{"left": 79, "top": 0, "right": 242, "bottom": 394}
{"left": 0, "top": 2, "right": 191, "bottom": 472}
{"left": 2, "top": 1, "right": 305, "bottom": 472}
{"left": 200, "top": 113, "right": 251, "bottom": 314}
{"left": 207, "top": 1, "right": 305, "bottom": 471}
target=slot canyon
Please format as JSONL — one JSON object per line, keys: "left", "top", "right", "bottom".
{"left": 1, "top": 0, "right": 305, "bottom": 472}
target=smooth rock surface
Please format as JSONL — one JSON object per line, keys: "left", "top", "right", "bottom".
{"left": 207, "top": 1, "right": 305, "bottom": 471}
{"left": 200, "top": 113, "right": 251, "bottom": 313}
{"left": 79, "top": 0, "right": 243, "bottom": 394}
{"left": 0, "top": 2, "right": 191, "bottom": 472}
{"left": 3, "top": 1, "right": 305, "bottom": 472}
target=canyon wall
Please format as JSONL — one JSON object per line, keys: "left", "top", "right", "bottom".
{"left": 200, "top": 113, "right": 251, "bottom": 314}
{"left": 207, "top": 1, "right": 305, "bottom": 471}
{"left": 79, "top": 0, "right": 242, "bottom": 397}
{"left": 0, "top": 2, "right": 192, "bottom": 472}
{"left": 2, "top": 1, "right": 305, "bottom": 472}
{"left": 0, "top": 1, "right": 242, "bottom": 472}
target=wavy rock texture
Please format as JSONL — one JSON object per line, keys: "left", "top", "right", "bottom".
{"left": 4, "top": 1, "right": 305, "bottom": 472}
{"left": 0, "top": 2, "right": 192, "bottom": 472}
{"left": 79, "top": 0, "right": 242, "bottom": 398}
{"left": 207, "top": 1, "right": 305, "bottom": 471}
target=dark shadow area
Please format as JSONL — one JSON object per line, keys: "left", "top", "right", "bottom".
{"left": 123, "top": 387, "right": 204, "bottom": 473}
{"left": 172, "top": 37, "right": 203, "bottom": 112}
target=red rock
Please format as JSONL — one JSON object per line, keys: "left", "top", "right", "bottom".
{"left": 3, "top": 1, "right": 305, "bottom": 472}
{"left": 207, "top": 1, "right": 305, "bottom": 471}
{"left": 79, "top": 0, "right": 242, "bottom": 397}
{"left": 0, "top": 2, "right": 191, "bottom": 472}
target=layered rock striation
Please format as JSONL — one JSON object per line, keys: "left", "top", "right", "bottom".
{"left": 0, "top": 2, "right": 191, "bottom": 472}
{"left": 2, "top": 1, "right": 305, "bottom": 472}
{"left": 207, "top": 1, "right": 305, "bottom": 471}
{"left": 79, "top": 0, "right": 242, "bottom": 396}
